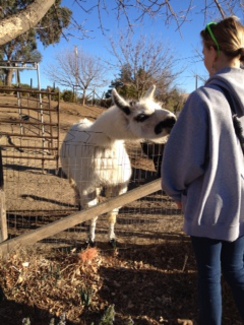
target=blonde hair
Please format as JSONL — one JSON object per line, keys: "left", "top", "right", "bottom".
{"left": 201, "top": 16, "right": 244, "bottom": 62}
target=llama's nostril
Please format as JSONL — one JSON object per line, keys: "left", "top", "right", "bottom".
{"left": 154, "top": 116, "right": 176, "bottom": 135}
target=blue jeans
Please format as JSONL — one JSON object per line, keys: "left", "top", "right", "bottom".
{"left": 191, "top": 236, "right": 244, "bottom": 325}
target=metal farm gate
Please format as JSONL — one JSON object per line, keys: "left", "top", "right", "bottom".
{"left": 0, "top": 87, "right": 60, "bottom": 245}
{"left": 0, "top": 87, "right": 59, "bottom": 170}
{"left": 0, "top": 90, "right": 182, "bottom": 254}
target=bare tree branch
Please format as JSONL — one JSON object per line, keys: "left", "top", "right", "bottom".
{"left": 213, "top": 0, "right": 227, "bottom": 19}
{"left": 73, "top": 0, "right": 244, "bottom": 35}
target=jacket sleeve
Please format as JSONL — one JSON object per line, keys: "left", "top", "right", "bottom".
{"left": 161, "top": 90, "right": 209, "bottom": 202}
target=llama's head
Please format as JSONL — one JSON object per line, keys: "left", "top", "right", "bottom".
{"left": 112, "top": 85, "right": 176, "bottom": 141}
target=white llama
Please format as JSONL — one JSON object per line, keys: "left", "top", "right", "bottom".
{"left": 60, "top": 85, "right": 176, "bottom": 246}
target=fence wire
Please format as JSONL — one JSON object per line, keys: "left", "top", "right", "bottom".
{"left": 3, "top": 140, "right": 183, "bottom": 248}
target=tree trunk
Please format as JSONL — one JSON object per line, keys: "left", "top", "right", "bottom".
{"left": 0, "top": 0, "right": 55, "bottom": 46}
{"left": 5, "top": 69, "right": 14, "bottom": 87}
{"left": 82, "top": 89, "right": 87, "bottom": 105}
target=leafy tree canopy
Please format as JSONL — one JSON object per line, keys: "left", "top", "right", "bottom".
{"left": 0, "top": 0, "right": 72, "bottom": 85}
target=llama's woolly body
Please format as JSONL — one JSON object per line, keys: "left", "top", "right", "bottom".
{"left": 61, "top": 117, "right": 132, "bottom": 191}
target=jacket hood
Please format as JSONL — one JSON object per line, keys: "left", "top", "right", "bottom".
{"left": 206, "top": 68, "right": 244, "bottom": 116}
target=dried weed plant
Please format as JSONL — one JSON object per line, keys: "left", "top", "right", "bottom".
{"left": 0, "top": 246, "right": 106, "bottom": 323}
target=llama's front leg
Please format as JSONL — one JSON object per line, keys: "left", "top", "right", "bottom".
{"left": 80, "top": 191, "right": 99, "bottom": 247}
{"left": 106, "top": 185, "right": 128, "bottom": 247}
{"left": 107, "top": 208, "right": 119, "bottom": 247}
{"left": 87, "top": 196, "right": 99, "bottom": 246}
{"left": 89, "top": 215, "right": 98, "bottom": 245}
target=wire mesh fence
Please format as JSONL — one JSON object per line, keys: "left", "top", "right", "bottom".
{"left": 3, "top": 139, "right": 183, "bottom": 249}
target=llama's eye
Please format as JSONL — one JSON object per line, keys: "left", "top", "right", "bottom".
{"left": 129, "top": 100, "right": 137, "bottom": 106}
{"left": 134, "top": 114, "right": 150, "bottom": 122}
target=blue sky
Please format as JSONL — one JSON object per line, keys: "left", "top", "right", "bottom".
{"left": 19, "top": 1, "right": 240, "bottom": 94}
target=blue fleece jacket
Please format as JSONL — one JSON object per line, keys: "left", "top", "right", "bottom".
{"left": 161, "top": 68, "right": 244, "bottom": 241}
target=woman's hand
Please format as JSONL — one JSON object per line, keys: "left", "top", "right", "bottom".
{"left": 176, "top": 202, "right": 182, "bottom": 210}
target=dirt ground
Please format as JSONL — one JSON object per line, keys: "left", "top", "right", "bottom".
{"left": 0, "top": 93, "right": 241, "bottom": 325}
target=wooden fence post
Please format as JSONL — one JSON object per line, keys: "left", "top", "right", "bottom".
{"left": 0, "top": 148, "right": 7, "bottom": 242}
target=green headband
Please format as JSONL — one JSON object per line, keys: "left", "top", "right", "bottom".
{"left": 206, "top": 22, "right": 221, "bottom": 54}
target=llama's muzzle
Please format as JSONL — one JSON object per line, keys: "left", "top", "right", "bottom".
{"left": 154, "top": 116, "right": 176, "bottom": 135}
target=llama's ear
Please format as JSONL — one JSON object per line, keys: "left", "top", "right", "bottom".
{"left": 143, "top": 85, "right": 156, "bottom": 99}
{"left": 112, "top": 89, "right": 131, "bottom": 115}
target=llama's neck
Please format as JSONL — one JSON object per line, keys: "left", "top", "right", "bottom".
{"left": 90, "top": 106, "right": 138, "bottom": 141}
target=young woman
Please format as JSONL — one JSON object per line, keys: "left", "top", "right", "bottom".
{"left": 161, "top": 16, "right": 244, "bottom": 325}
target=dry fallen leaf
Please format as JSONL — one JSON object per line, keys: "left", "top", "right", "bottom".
{"left": 78, "top": 247, "right": 99, "bottom": 263}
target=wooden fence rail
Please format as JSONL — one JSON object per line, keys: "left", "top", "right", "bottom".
{"left": 0, "top": 179, "right": 162, "bottom": 255}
